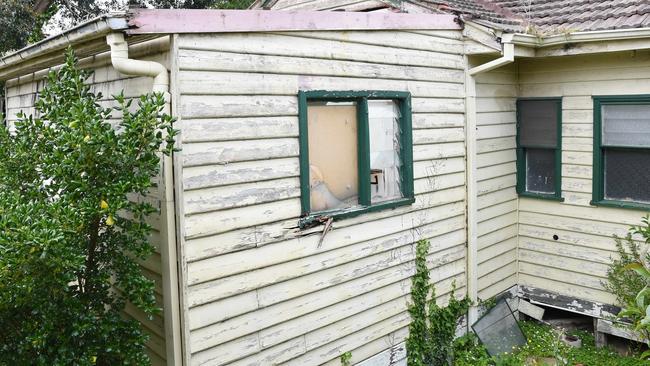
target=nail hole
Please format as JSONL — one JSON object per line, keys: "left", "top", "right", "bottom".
{"left": 552, "top": 235, "right": 559, "bottom": 241}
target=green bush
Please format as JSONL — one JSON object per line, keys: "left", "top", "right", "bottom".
{"left": 0, "top": 49, "right": 177, "bottom": 365}
{"left": 618, "top": 216, "right": 650, "bottom": 358}
{"left": 604, "top": 223, "right": 650, "bottom": 345}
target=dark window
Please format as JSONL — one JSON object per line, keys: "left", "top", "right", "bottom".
{"left": 516, "top": 98, "right": 562, "bottom": 200}
{"left": 593, "top": 97, "right": 650, "bottom": 208}
{"left": 298, "top": 91, "right": 414, "bottom": 225}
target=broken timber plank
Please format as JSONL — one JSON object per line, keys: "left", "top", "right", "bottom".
{"left": 518, "top": 299, "right": 545, "bottom": 321}
{"left": 595, "top": 318, "right": 646, "bottom": 347}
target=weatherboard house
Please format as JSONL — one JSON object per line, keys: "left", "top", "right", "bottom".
{"left": 1, "top": 1, "right": 650, "bottom": 365}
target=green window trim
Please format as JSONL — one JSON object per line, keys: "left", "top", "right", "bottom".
{"left": 516, "top": 97, "right": 564, "bottom": 201}
{"left": 591, "top": 95, "right": 650, "bottom": 211}
{"left": 298, "top": 90, "right": 414, "bottom": 227}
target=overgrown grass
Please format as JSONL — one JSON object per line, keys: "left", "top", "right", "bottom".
{"left": 453, "top": 320, "right": 648, "bottom": 365}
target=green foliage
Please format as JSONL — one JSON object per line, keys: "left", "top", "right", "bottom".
{"left": 518, "top": 322, "right": 646, "bottom": 366}
{"left": 605, "top": 232, "right": 648, "bottom": 310}
{"left": 478, "top": 296, "right": 497, "bottom": 313}
{"left": 406, "top": 239, "right": 471, "bottom": 366}
{"left": 0, "top": 0, "right": 46, "bottom": 54}
{"left": 340, "top": 351, "right": 352, "bottom": 366}
{"left": 607, "top": 216, "right": 650, "bottom": 358}
{"left": 604, "top": 226, "right": 650, "bottom": 344}
{"left": 452, "top": 321, "right": 648, "bottom": 366}
{"left": 0, "top": 48, "right": 177, "bottom": 365}
{"left": 452, "top": 334, "right": 491, "bottom": 366}
{"left": 406, "top": 240, "right": 431, "bottom": 366}
{"left": 429, "top": 284, "right": 471, "bottom": 365}
{"left": 0, "top": 0, "right": 254, "bottom": 56}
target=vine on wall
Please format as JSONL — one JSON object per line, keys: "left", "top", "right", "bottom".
{"left": 406, "top": 239, "right": 471, "bottom": 366}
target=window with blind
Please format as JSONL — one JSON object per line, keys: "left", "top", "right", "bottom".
{"left": 593, "top": 96, "right": 650, "bottom": 209}
{"left": 298, "top": 90, "right": 414, "bottom": 225}
{"left": 516, "top": 98, "right": 562, "bottom": 200}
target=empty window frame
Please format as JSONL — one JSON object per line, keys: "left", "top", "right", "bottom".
{"left": 593, "top": 95, "right": 650, "bottom": 209}
{"left": 516, "top": 98, "right": 562, "bottom": 200}
{"left": 298, "top": 90, "right": 414, "bottom": 222}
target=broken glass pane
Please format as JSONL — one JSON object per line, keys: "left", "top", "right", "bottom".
{"left": 602, "top": 104, "right": 650, "bottom": 147}
{"left": 604, "top": 149, "right": 650, "bottom": 203}
{"left": 307, "top": 101, "right": 359, "bottom": 212}
{"left": 526, "top": 148, "right": 555, "bottom": 194}
{"left": 519, "top": 100, "right": 558, "bottom": 148}
{"left": 472, "top": 299, "right": 527, "bottom": 357}
{"left": 368, "top": 100, "right": 403, "bottom": 203}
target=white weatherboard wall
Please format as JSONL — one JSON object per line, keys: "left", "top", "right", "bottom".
{"left": 517, "top": 51, "right": 650, "bottom": 305}
{"left": 4, "top": 38, "right": 171, "bottom": 366}
{"left": 472, "top": 57, "right": 519, "bottom": 300}
{"left": 175, "top": 29, "right": 469, "bottom": 365}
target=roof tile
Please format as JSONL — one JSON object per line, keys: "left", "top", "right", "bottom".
{"left": 442, "top": 0, "right": 650, "bottom": 33}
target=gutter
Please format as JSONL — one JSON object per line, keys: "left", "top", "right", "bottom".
{"left": 469, "top": 42, "right": 514, "bottom": 75}
{"left": 106, "top": 33, "right": 182, "bottom": 366}
{"left": 0, "top": 13, "right": 128, "bottom": 75}
{"left": 464, "top": 40, "right": 515, "bottom": 325}
{"left": 508, "top": 27, "right": 650, "bottom": 48}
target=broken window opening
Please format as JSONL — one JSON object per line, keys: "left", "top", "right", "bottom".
{"left": 307, "top": 101, "right": 360, "bottom": 212}
{"left": 299, "top": 91, "right": 414, "bottom": 226}
{"left": 369, "top": 99, "right": 403, "bottom": 204}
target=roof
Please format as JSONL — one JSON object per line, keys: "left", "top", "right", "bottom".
{"left": 0, "top": 10, "right": 460, "bottom": 81}
{"left": 443, "top": 0, "right": 650, "bottom": 33}
{"left": 254, "top": 0, "right": 650, "bottom": 34}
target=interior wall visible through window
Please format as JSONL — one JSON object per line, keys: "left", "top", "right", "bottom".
{"left": 307, "top": 101, "right": 359, "bottom": 212}
{"left": 299, "top": 91, "right": 414, "bottom": 222}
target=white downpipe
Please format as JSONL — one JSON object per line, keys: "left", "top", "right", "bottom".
{"left": 465, "top": 42, "right": 515, "bottom": 326}
{"left": 107, "top": 33, "right": 182, "bottom": 366}
{"left": 469, "top": 42, "right": 515, "bottom": 76}
{"left": 106, "top": 33, "right": 169, "bottom": 93}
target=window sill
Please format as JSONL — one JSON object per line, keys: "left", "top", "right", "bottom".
{"left": 299, "top": 197, "right": 415, "bottom": 228}
{"left": 590, "top": 200, "right": 650, "bottom": 212}
{"left": 518, "top": 192, "right": 564, "bottom": 202}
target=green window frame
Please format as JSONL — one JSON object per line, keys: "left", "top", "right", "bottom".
{"left": 298, "top": 90, "right": 414, "bottom": 225}
{"left": 515, "top": 97, "right": 563, "bottom": 201}
{"left": 592, "top": 95, "right": 650, "bottom": 210}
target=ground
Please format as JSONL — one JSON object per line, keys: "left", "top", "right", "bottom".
{"left": 453, "top": 320, "right": 649, "bottom": 366}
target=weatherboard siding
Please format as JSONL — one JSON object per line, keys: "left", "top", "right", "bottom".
{"left": 176, "top": 30, "right": 468, "bottom": 366}
{"left": 4, "top": 41, "right": 170, "bottom": 366}
{"left": 517, "top": 51, "right": 650, "bottom": 306}
{"left": 473, "top": 58, "right": 519, "bottom": 300}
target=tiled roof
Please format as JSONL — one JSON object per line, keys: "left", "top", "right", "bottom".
{"left": 257, "top": 0, "right": 650, "bottom": 33}
{"left": 430, "top": 0, "right": 650, "bottom": 33}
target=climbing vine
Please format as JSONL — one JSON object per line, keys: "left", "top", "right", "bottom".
{"left": 406, "top": 239, "right": 471, "bottom": 366}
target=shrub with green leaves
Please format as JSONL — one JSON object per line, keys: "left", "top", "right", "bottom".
{"left": 618, "top": 216, "right": 650, "bottom": 358}
{"left": 604, "top": 224, "right": 650, "bottom": 346}
{"left": 605, "top": 232, "right": 648, "bottom": 310}
{"left": 0, "top": 48, "right": 177, "bottom": 365}
{"left": 406, "top": 239, "right": 471, "bottom": 366}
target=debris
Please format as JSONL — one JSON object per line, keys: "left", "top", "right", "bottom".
{"left": 518, "top": 299, "right": 545, "bottom": 321}
{"left": 317, "top": 216, "right": 334, "bottom": 248}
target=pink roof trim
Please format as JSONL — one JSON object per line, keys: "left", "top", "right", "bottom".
{"left": 126, "top": 9, "right": 462, "bottom": 34}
